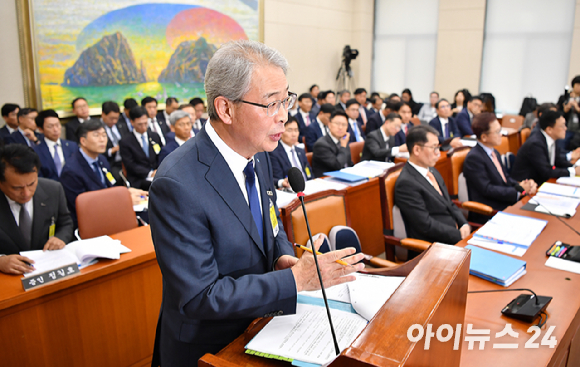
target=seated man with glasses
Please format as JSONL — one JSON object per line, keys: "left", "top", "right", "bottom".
{"left": 394, "top": 125, "right": 470, "bottom": 247}
{"left": 463, "top": 113, "right": 537, "bottom": 224}
{"left": 311, "top": 110, "right": 354, "bottom": 177}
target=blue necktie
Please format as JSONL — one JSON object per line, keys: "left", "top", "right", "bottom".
{"left": 352, "top": 121, "right": 362, "bottom": 142}
{"left": 244, "top": 161, "right": 263, "bottom": 245}
{"left": 92, "top": 162, "right": 105, "bottom": 185}
{"left": 53, "top": 144, "right": 63, "bottom": 177}
{"left": 141, "top": 135, "right": 149, "bottom": 158}
{"left": 291, "top": 148, "right": 307, "bottom": 181}
{"left": 445, "top": 123, "right": 450, "bottom": 139}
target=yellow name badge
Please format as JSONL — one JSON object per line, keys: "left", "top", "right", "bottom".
{"left": 153, "top": 144, "right": 161, "bottom": 154}
{"left": 269, "top": 199, "right": 279, "bottom": 237}
{"left": 305, "top": 167, "right": 311, "bottom": 178}
{"left": 106, "top": 171, "right": 116, "bottom": 185}
{"left": 49, "top": 217, "right": 56, "bottom": 238}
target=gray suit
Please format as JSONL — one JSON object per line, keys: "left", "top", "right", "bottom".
{"left": 312, "top": 134, "right": 353, "bottom": 177}
{"left": 360, "top": 128, "right": 396, "bottom": 162}
{"left": 0, "top": 178, "right": 74, "bottom": 254}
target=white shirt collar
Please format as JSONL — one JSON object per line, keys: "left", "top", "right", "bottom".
{"left": 6, "top": 125, "right": 16, "bottom": 134}
{"left": 408, "top": 160, "right": 430, "bottom": 178}
{"left": 541, "top": 129, "right": 555, "bottom": 148}
{"left": 5, "top": 194, "right": 33, "bottom": 225}
{"left": 380, "top": 127, "right": 389, "bottom": 142}
{"left": 280, "top": 140, "right": 293, "bottom": 153}
{"left": 175, "top": 137, "right": 187, "bottom": 146}
{"left": 316, "top": 117, "right": 327, "bottom": 135}
{"left": 133, "top": 129, "right": 148, "bottom": 142}
{"left": 468, "top": 110, "right": 473, "bottom": 119}
{"left": 439, "top": 117, "right": 448, "bottom": 124}
{"left": 328, "top": 132, "right": 340, "bottom": 145}
{"left": 44, "top": 137, "right": 61, "bottom": 150}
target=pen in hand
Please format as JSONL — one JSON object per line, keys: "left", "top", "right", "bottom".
{"left": 293, "top": 243, "right": 352, "bottom": 267}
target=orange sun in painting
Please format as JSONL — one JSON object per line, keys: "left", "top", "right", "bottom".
{"left": 166, "top": 8, "right": 248, "bottom": 50}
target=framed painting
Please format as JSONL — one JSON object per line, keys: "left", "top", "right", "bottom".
{"left": 16, "top": 0, "right": 263, "bottom": 114}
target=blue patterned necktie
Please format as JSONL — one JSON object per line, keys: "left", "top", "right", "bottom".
{"left": 243, "top": 161, "right": 263, "bottom": 245}
{"left": 141, "top": 134, "right": 149, "bottom": 158}
{"left": 53, "top": 144, "right": 63, "bottom": 176}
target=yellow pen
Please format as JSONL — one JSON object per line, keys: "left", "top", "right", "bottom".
{"left": 293, "top": 243, "right": 351, "bottom": 267}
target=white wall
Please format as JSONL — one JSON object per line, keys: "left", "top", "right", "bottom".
{"left": 0, "top": 0, "right": 26, "bottom": 111}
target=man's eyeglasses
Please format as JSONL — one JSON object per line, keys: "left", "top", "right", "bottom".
{"left": 417, "top": 144, "right": 440, "bottom": 153}
{"left": 240, "top": 93, "right": 297, "bottom": 117}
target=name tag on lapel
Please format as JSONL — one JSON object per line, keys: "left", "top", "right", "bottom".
{"left": 269, "top": 199, "right": 279, "bottom": 237}
{"left": 152, "top": 144, "right": 161, "bottom": 155}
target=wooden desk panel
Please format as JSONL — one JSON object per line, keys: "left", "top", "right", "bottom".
{"left": 0, "top": 226, "right": 161, "bottom": 367}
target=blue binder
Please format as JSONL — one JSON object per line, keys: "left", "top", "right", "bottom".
{"left": 323, "top": 171, "right": 367, "bottom": 183}
{"left": 466, "top": 245, "right": 527, "bottom": 287}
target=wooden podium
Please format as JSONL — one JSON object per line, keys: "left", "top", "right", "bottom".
{"left": 199, "top": 244, "right": 471, "bottom": 367}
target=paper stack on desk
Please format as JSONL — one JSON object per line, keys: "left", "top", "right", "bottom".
{"left": 467, "top": 211, "right": 547, "bottom": 256}
{"left": 523, "top": 192, "right": 580, "bottom": 217}
{"left": 538, "top": 182, "right": 580, "bottom": 199}
{"left": 556, "top": 177, "right": 580, "bottom": 187}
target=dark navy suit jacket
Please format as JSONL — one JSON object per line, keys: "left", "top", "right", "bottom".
{"left": 5, "top": 130, "right": 43, "bottom": 147}
{"left": 119, "top": 131, "right": 162, "bottom": 189}
{"left": 429, "top": 116, "right": 461, "bottom": 143}
{"left": 463, "top": 143, "right": 519, "bottom": 223}
{"left": 158, "top": 139, "right": 180, "bottom": 165}
{"left": 295, "top": 111, "right": 316, "bottom": 141}
{"left": 34, "top": 139, "right": 78, "bottom": 181}
{"left": 365, "top": 111, "right": 384, "bottom": 135}
{"left": 268, "top": 143, "right": 313, "bottom": 186}
{"left": 149, "top": 126, "right": 296, "bottom": 366}
{"left": 0, "top": 126, "right": 13, "bottom": 141}
{"left": 357, "top": 106, "right": 374, "bottom": 127}
{"left": 455, "top": 108, "right": 474, "bottom": 136}
{"left": 347, "top": 119, "right": 366, "bottom": 143}
{"left": 303, "top": 119, "right": 326, "bottom": 152}
{"left": 60, "top": 149, "right": 113, "bottom": 228}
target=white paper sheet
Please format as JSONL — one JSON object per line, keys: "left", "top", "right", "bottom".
{"left": 467, "top": 237, "right": 528, "bottom": 257}
{"left": 347, "top": 273, "right": 405, "bottom": 321}
{"left": 529, "top": 193, "right": 580, "bottom": 217}
{"left": 20, "top": 249, "right": 79, "bottom": 278}
{"left": 538, "top": 182, "right": 580, "bottom": 198}
{"left": 545, "top": 256, "right": 580, "bottom": 274}
{"left": 556, "top": 177, "right": 580, "bottom": 187}
{"left": 472, "top": 212, "right": 547, "bottom": 248}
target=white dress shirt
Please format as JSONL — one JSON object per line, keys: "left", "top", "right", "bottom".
{"left": 316, "top": 117, "right": 327, "bottom": 137}
{"left": 175, "top": 137, "right": 187, "bottom": 147}
{"left": 44, "top": 137, "right": 65, "bottom": 165}
{"left": 148, "top": 117, "right": 166, "bottom": 145}
{"left": 439, "top": 117, "right": 449, "bottom": 138}
{"left": 206, "top": 120, "right": 262, "bottom": 212}
{"left": 541, "top": 129, "right": 576, "bottom": 177}
{"left": 379, "top": 127, "right": 399, "bottom": 158}
{"left": 5, "top": 195, "right": 34, "bottom": 226}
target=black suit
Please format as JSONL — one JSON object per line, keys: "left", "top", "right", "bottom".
{"left": 65, "top": 117, "right": 91, "bottom": 143}
{"left": 365, "top": 111, "right": 384, "bottom": 135}
{"left": 0, "top": 126, "right": 14, "bottom": 141}
{"left": 463, "top": 144, "right": 520, "bottom": 223}
{"left": 103, "top": 124, "right": 124, "bottom": 184}
{"left": 119, "top": 131, "right": 162, "bottom": 190}
{"left": 394, "top": 163, "right": 467, "bottom": 245}
{"left": 312, "top": 134, "right": 353, "bottom": 178}
{"left": 116, "top": 114, "right": 133, "bottom": 137}
{"left": 511, "top": 130, "right": 572, "bottom": 186}
{"left": 268, "top": 143, "right": 313, "bottom": 186}
{"left": 429, "top": 116, "right": 461, "bottom": 143}
{"left": 0, "top": 178, "right": 74, "bottom": 255}
{"left": 360, "top": 128, "right": 399, "bottom": 162}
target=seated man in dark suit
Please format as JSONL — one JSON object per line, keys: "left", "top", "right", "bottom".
{"left": 100, "top": 101, "right": 124, "bottom": 184}
{"left": 512, "top": 110, "right": 580, "bottom": 185}
{"left": 361, "top": 113, "right": 407, "bottom": 162}
{"left": 295, "top": 93, "right": 315, "bottom": 141}
{"left": 366, "top": 100, "right": 402, "bottom": 135}
{"left": 157, "top": 97, "right": 179, "bottom": 132}
{"left": 345, "top": 99, "right": 365, "bottom": 142}
{"left": 190, "top": 97, "right": 207, "bottom": 134}
{"left": 312, "top": 110, "right": 353, "bottom": 177}
{"left": 118, "top": 98, "right": 137, "bottom": 136}
{"left": 395, "top": 102, "right": 416, "bottom": 143}
{"left": 429, "top": 99, "right": 463, "bottom": 148}
{"left": 370, "top": 95, "right": 383, "bottom": 115}
{"left": 303, "top": 103, "right": 334, "bottom": 152}
{"left": 158, "top": 110, "right": 192, "bottom": 164}
{"left": 34, "top": 109, "right": 77, "bottom": 181}
{"left": 464, "top": 113, "right": 537, "bottom": 223}
{"left": 454, "top": 95, "right": 483, "bottom": 137}
{"left": 119, "top": 106, "right": 163, "bottom": 190}
{"left": 65, "top": 97, "right": 91, "bottom": 143}
{"left": 394, "top": 125, "right": 470, "bottom": 245}
{"left": 142, "top": 96, "right": 168, "bottom": 146}
{"left": 1, "top": 103, "right": 19, "bottom": 141}
{"left": 354, "top": 88, "right": 373, "bottom": 128}
{"left": 269, "top": 117, "right": 313, "bottom": 188}
{"left": 0, "top": 144, "right": 73, "bottom": 274}
{"left": 6, "top": 108, "right": 42, "bottom": 147}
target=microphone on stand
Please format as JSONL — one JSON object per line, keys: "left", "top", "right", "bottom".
{"left": 287, "top": 167, "right": 341, "bottom": 356}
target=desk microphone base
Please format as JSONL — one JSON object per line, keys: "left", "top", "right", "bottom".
{"left": 502, "top": 294, "right": 552, "bottom": 323}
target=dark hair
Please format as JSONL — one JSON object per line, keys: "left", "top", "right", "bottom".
{"left": 285, "top": 115, "right": 299, "bottom": 129}
{"left": 298, "top": 93, "right": 313, "bottom": 102}
{"left": 178, "top": 104, "right": 194, "bottom": 110}
{"left": 406, "top": 125, "right": 439, "bottom": 153}
{"left": 123, "top": 98, "right": 138, "bottom": 110}
{"left": 35, "top": 109, "right": 59, "bottom": 129}
{"left": 385, "top": 113, "right": 402, "bottom": 122}
{"left": 430, "top": 91, "right": 439, "bottom": 98}
{"left": 572, "top": 75, "right": 580, "bottom": 87}
{"left": 317, "top": 91, "right": 328, "bottom": 101}
{"left": 72, "top": 97, "right": 86, "bottom": 109}
{"left": 468, "top": 95, "right": 483, "bottom": 103}
{"left": 537, "top": 102, "right": 557, "bottom": 117}
{"left": 325, "top": 90, "right": 335, "bottom": 97}
{"left": 318, "top": 103, "right": 335, "bottom": 115}
{"left": 102, "top": 101, "right": 120, "bottom": 115}
{"left": 77, "top": 119, "right": 105, "bottom": 141}
{"left": 141, "top": 96, "right": 157, "bottom": 106}
{"left": 189, "top": 97, "right": 204, "bottom": 107}
{"left": 435, "top": 99, "right": 449, "bottom": 109}
{"left": 387, "top": 101, "right": 403, "bottom": 112}
{"left": 330, "top": 110, "right": 348, "bottom": 121}
{"left": 18, "top": 107, "right": 38, "bottom": 119}
{"left": 400, "top": 102, "right": 412, "bottom": 111}
{"left": 129, "top": 106, "right": 148, "bottom": 121}
{"left": 370, "top": 92, "right": 381, "bottom": 99}
{"left": 0, "top": 144, "right": 41, "bottom": 181}
{"left": 371, "top": 96, "right": 383, "bottom": 105}
{"left": 166, "top": 97, "right": 179, "bottom": 106}
{"left": 388, "top": 93, "right": 400, "bottom": 99}
{"left": 309, "top": 84, "right": 319, "bottom": 92}
{"left": 354, "top": 88, "right": 367, "bottom": 95}
{"left": 345, "top": 98, "right": 359, "bottom": 109}
{"left": 1, "top": 103, "right": 19, "bottom": 117}
{"left": 472, "top": 112, "right": 498, "bottom": 139}
{"left": 402, "top": 88, "right": 413, "bottom": 98}
{"left": 539, "top": 110, "right": 564, "bottom": 130}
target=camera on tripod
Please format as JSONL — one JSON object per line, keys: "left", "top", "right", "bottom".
{"left": 342, "top": 45, "right": 359, "bottom": 73}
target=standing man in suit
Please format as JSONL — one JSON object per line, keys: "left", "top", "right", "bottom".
{"left": 354, "top": 88, "right": 372, "bottom": 128}
{"left": 0, "top": 144, "right": 73, "bottom": 274}
{"left": 394, "top": 125, "right": 470, "bottom": 245}
{"left": 429, "top": 99, "right": 463, "bottom": 148}
{"left": 312, "top": 110, "right": 353, "bottom": 177}
{"left": 454, "top": 95, "right": 483, "bottom": 137}
{"left": 269, "top": 117, "right": 313, "bottom": 188}
{"left": 361, "top": 113, "right": 407, "bottom": 162}
{"left": 118, "top": 98, "right": 137, "bottom": 136}
{"left": 1, "top": 103, "right": 19, "bottom": 141}
{"left": 6, "top": 108, "right": 42, "bottom": 147}
{"left": 119, "top": 106, "right": 163, "bottom": 190}
{"left": 336, "top": 90, "right": 350, "bottom": 111}
{"left": 303, "top": 103, "right": 334, "bottom": 152}
{"left": 345, "top": 99, "right": 365, "bottom": 143}
{"left": 100, "top": 101, "right": 124, "bottom": 184}
{"left": 65, "top": 97, "right": 91, "bottom": 142}
{"left": 142, "top": 96, "right": 168, "bottom": 146}
{"left": 158, "top": 110, "right": 192, "bottom": 164}
{"left": 464, "top": 113, "right": 537, "bottom": 223}
{"left": 189, "top": 97, "right": 207, "bottom": 134}
{"left": 149, "top": 40, "right": 363, "bottom": 366}
{"left": 512, "top": 110, "right": 580, "bottom": 185}
{"left": 157, "top": 97, "right": 179, "bottom": 132}
{"left": 34, "top": 109, "right": 77, "bottom": 181}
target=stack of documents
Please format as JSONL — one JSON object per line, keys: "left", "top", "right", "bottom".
{"left": 538, "top": 182, "right": 580, "bottom": 199}
{"left": 21, "top": 236, "right": 131, "bottom": 277}
{"left": 325, "top": 161, "right": 395, "bottom": 183}
{"left": 467, "top": 212, "right": 547, "bottom": 256}
{"left": 245, "top": 273, "right": 405, "bottom": 365}
{"left": 466, "top": 245, "right": 526, "bottom": 287}
{"left": 556, "top": 177, "right": 580, "bottom": 187}
{"left": 524, "top": 192, "right": 580, "bottom": 217}
{"left": 275, "top": 179, "right": 349, "bottom": 208}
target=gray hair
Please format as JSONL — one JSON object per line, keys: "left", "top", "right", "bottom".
{"left": 338, "top": 90, "right": 351, "bottom": 97}
{"left": 169, "top": 110, "right": 191, "bottom": 126}
{"left": 205, "top": 40, "right": 289, "bottom": 121}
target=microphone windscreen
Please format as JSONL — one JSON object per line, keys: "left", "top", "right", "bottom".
{"left": 287, "top": 167, "right": 306, "bottom": 193}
